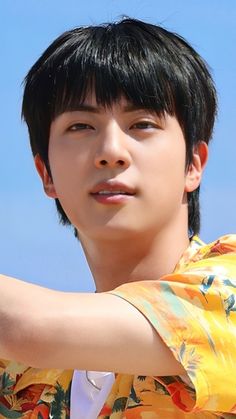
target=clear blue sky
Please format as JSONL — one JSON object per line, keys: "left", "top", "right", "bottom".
{"left": 1, "top": 0, "right": 235, "bottom": 292}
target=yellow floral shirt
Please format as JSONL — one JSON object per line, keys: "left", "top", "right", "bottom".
{"left": 1, "top": 235, "right": 236, "bottom": 418}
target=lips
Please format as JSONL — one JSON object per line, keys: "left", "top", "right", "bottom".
{"left": 95, "top": 190, "right": 132, "bottom": 195}
{"left": 90, "top": 181, "right": 136, "bottom": 196}
{"left": 90, "top": 181, "right": 136, "bottom": 204}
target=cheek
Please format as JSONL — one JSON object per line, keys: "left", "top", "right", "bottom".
{"left": 48, "top": 155, "right": 78, "bottom": 214}
{"left": 141, "top": 144, "right": 186, "bottom": 203}
{"left": 146, "top": 140, "right": 186, "bottom": 175}
{"left": 49, "top": 144, "right": 81, "bottom": 187}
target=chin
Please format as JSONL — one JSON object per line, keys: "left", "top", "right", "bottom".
{"left": 84, "top": 222, "right": 143, "bottom": 241}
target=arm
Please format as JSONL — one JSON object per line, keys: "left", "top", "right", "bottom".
{"left": 0, "top": 274, "right": 185, "bottom": 376}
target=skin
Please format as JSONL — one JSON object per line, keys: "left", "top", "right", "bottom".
{"left": 0, "top": 94, "right": 208, "bottom": 376}
{"left": 36, "top": 95, "right": 208, "bottom": 292}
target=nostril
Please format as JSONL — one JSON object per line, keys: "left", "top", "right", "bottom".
{"left": 117, "top": 160, "right": 125, "bottom": 166}
{"left": 100, "top": 160, "right": 107, "bottom": 166}
{"left": 99, "top": 159, "right": 125, "bottom": 166}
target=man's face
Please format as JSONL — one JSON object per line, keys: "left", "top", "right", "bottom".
{"left": 37, "top": 94, "right": 204, "bottom": 242}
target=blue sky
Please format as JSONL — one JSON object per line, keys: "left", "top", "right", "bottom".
{"left": 1, "top": 0, "right": 236, "bottom": 292}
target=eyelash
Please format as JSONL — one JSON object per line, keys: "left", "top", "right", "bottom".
{"left": 68, "top": 123, "right": 94, "bottom": 131}
{"left": 68, "top": 121, "right": 158, "bottom": 132}
{"left": 131, "top": 121, "right": 158, "bottom": 130}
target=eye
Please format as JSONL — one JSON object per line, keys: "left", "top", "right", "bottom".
{"left": 130, "top": 121, "right": 158, "bottom": 130}
{"left": 67, "top": 123, "right": 94, "bottom": 132}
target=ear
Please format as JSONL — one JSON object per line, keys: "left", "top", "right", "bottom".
{"left": 184, "top": 142, "right": 208, "bottom": 193}
{"left": 34, "top": 154, "right": 58, "bottom": 198}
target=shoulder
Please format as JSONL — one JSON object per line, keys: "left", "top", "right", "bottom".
{"left": 201, "top": 234, "right": 236, "bottom": 256}
{"left": 180, "top": 234, "right": 236, "bottom": 276}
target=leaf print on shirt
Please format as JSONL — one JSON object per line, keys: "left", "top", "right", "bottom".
{"left": 112, "top": 396, "right": 128, "bottom": 413}
{"left": 200, "top": 275, "right": 216, "bottom": 301}
{"left": 0, "top": 372, "right": 15, "bottom": 396}
{"left": 177, "top": 342, "right": 201, "bottom": 381}
{"left": 224, "top": 294, "right": 236, "bottom": 318}
{"left": 50, "top": 382, "right": 70, "bottom": 419}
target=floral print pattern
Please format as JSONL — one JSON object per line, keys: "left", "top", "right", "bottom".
{"left": 0, "top": 363, "right": 73, "bottom": 418}
{"left": 106, "top": 235, "right": 236, "bottom": 417}
{"left": 0, "top": 234, "right": 236, "bottom": 418}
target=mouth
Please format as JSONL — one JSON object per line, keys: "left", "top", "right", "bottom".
{"left": 93, "top": 190, "right": 133, "bottom": 196}
{"left": 90, "top": 181, "right": 136, "bottom": 204}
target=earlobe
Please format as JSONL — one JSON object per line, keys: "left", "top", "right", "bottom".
{"left": 185, "top": 142, "right": 208, "bottom": 193}
{"left": 34, "top": 154, "right": 58, "bottom": 198}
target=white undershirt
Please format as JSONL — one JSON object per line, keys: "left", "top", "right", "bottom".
{"left": 70, "top": 370, "right": 115, "bottom": 419}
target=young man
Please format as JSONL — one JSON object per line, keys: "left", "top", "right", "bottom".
{"left": 0, "top": 18, "right": 236, "bottom": 418}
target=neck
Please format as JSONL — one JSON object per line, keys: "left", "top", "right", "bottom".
{"left": 80, "top": 219, "right": 190, "bottom": 293}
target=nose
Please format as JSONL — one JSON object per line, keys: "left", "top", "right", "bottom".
{"left": 94, "top": 123, "right": 131, "bottom": 169}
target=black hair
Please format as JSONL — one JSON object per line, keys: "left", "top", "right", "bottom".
{"left": 22, "top": 18, "right": 217, "bottom": 236}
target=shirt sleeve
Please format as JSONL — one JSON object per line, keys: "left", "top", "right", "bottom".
{"left": 107, "top": 237, "right": 236, "bottom": 414}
